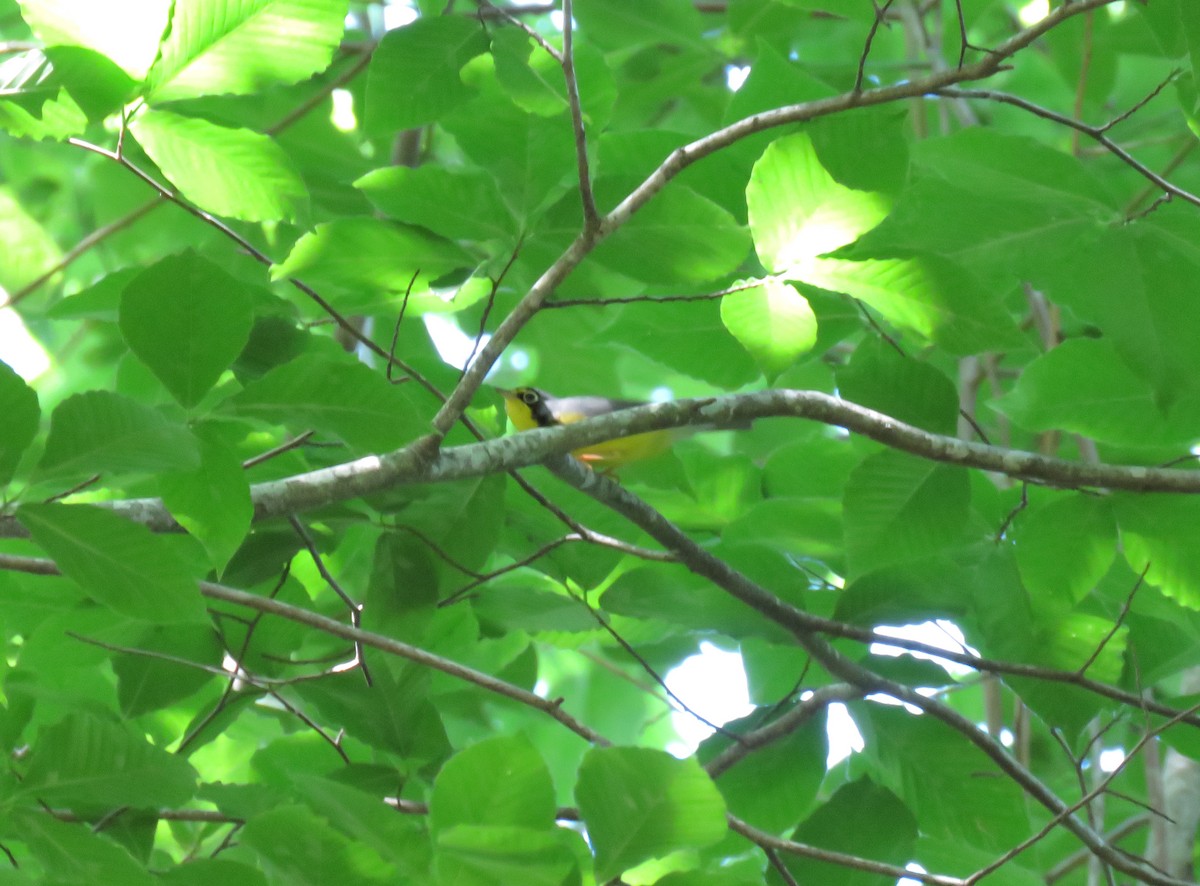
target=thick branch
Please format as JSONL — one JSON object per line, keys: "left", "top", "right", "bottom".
{"left": 7, "top": 388, "right": 1195, "bottom": 540}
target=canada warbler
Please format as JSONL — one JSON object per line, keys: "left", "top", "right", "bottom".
{"left": 499, "top": 387, "right": 673, "bottom": 469}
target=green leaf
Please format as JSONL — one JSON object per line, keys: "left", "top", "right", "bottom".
{"left": 576, "top": 747, "right": 727, "bottom": 881}
{"left": 835, "top": 337, "right": 959, "bottom": 435}
{"left": 289, "top": 776, "right": 431, "bottom": 878}
{"left": 130, "top": 109, "right": 308, "bottom": 222}
{"left": 16, "top": 0, "right": 170, "bottom": 79}
{"left": 844, "top": 129, "right": 1114, "bottom": 283}
{"left": 158, "top": 860, "right": 268, "bottom": 886}
{"left": 1115, "top": 494, "right": 1200, "bottom": 609}
{"left": 748, "top": 132, "right": 890, "bottom": 275}
{"left": 160, "top": 435, "right": 253, "bottom": 574}
{"left": 230, "top": 353, "right": 423, "bottom": 454}
{"left": 704, "top": 708, "right": 826, "bottom": 832}
{"left": 0, "top": 48, "right": 59, "bottom": 116}
{"left": 747, "top": 133, "right": 1022, "bottom": 352}
{"left": 726, "top": 39, "right": 834, "bottom": 123}
{"left": 809, "top": 106, "right": 910, "bottom": 194}
{"left": 596, "top": 184, "right": 750, "bottom": 285}
{"left": 289, "top": 667, "right": 450, "bottom": 762}
{"left": 783, "top": 776, "right": 917, "bottom": 886}
{"left": 18, "top": 503, "right": 208, "bottom": 623}
{"left": 835, "top": 558, "right": 976, "bottom": 627}
{"left": 0, "top": 359, "right": 39, "bottom": 485}
{"left": 1046, "top": 219, "right": 1200, "bottom": 402}
{"left": 38, "top": 390, "right": 201, "bottom": 478}
{"left": 434, "top": 825, "right": 578, "bottom": 886}
{"left": 146, "top": 0, "right": 350, "bottom": 102}
{"left": 720, "top": 279, "right": 816, "bottom": 380}
{"left": 355, "top": 165, "right": 517, "bottom": 243}
{"left": 995, "top": 338, "right": 1189, "bottom": 445}
{"left": 270, "top": 218, "right": 473, "bottom": 303}
{"left": 442, "top": 96, "right": 575, "bottom": 224}
{"left": 573, "top": 0, "right": 705, "bottom": 51}
{"left": 119, "top": 251, "right": 255, "bottom": 408}
{"left": 805, "top": 253, "right": 1024, "bottom": 355}
{"left": 11, "top": 810, "right": 155, "bottom": 885}
{"left": 0, "top": 187, "right": 63, "bottom": 293}
{"left": 431, "top": 735, "right": 556, "bottom": 832}
{"left": 113, "top": 623, "right": 224, "bottom": 717}
{"left": 491, "top": 28, "right": 568, "bottom": 118}
{"left": 42, "top": 45, "right": 137, "bottom": 119}
{"left": 365, "top": 16, "right": 488, "bottom": 133}
{"left": 19, "top": 710, "right": 198, "bottom": 806}
{"left": 857, "top": 706, "right": 1028, "bottom": 852}
{"left": 0, "top": 79, "right": 87, "bottom": 139}
{"left": 492, "top": 29, "right": 616, "bottom": 127}
{"left": 843, "top": 452, "right": 971, "bottom": 578}
{"left": 239, "top": 804, "right": 396, "bottom": 884}
{"left": 0, "top": 46, "right": 126, "bottom": 128}
{"left": 1014, "top": 495, "right": 1116, "bottom": 612}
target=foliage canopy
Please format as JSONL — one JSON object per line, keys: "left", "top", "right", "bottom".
{"left": 2, "top": 0, "right": 1200, "bottom": 883}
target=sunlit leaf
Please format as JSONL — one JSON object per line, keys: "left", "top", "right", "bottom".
{"left": 147, "top": 0, "right": 350, "bottom": 102}
{"left": 130, "top": 109, "right": 308, "bottom": 222}
{"left": 720, "top": 278, "right": 816, "bottom": 380}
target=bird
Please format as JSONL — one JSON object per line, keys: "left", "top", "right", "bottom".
{"left": 498, "top": 386, "right": 675, "bottom": 470}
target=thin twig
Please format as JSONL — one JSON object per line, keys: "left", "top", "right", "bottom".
{"left": 576, "top": 594, "right": 743, "bottom": 741}
{"left": 4, "top": 200, "right": 162, "bottom": 308}
{"left": 475, "top": 0, "right": 562, "bottom": 62}
{"left": 936, "top": 88, "right": 1200, "bottom": 210}
{"left": 197, "top": 577, "right": 610, "bottom": 746}
{"left": 764, "top": 847, "right": 801, "bottom": 886}
{"left": 561, "top": 0, "right": 598, "bottom": 231}
{"left": 729, "top": 815, "right": 966, "bottom": 885}
{"left": 705, "top": 684, "right": 864, "bottom": 779}
{"left": 242, "top": 431, "right": 316, "bottom": 469}
{"left": 437, "top": 536, "right": 571, "bottom": 607}
{"left": 265, "top": 42, "right": 375, "bottom": 135}
{"left": 1076, "top": 563, "right": 1147, "bottom": 677}
{"left": 462, "top": 239, "right": 522, "bottom": 376}
{"left": 178, "top": 564, "right": 291, "bottom": 754}
{"left": 288, "top": 515, "right": 372, "bottom": 686}
{"left": 546, "top": 276, "right": 777, "bottom": 309}
{"left": 42, "top": 473, "right": 101, "bottom": 503}
{"left": 855, "top": 0, "right": 897, "bottom": 94}
{"left": 386, "top": 270, "right": 420, "bottom": 384}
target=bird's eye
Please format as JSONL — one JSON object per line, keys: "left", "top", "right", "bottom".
{"left": 520, "top": 390, "right": 539, "bottom": 405}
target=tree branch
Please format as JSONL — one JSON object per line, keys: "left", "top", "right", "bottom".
{"left": 10, "top": 389, "right": 1199, "bottom": 542}
{"left": 0, "top": 553, "right": 609, "bottom": 748}
{"left": 545, "top": 456, "right": 1194, "bottom": 886}
{"left": 560, "top": 0, "right": 598, "bottom": 232}
{"left": 937, "top": 86, "right": 1200, "bottom": 210}
{"left": 728, "top": 815, "right": 968, "bottom": 886}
